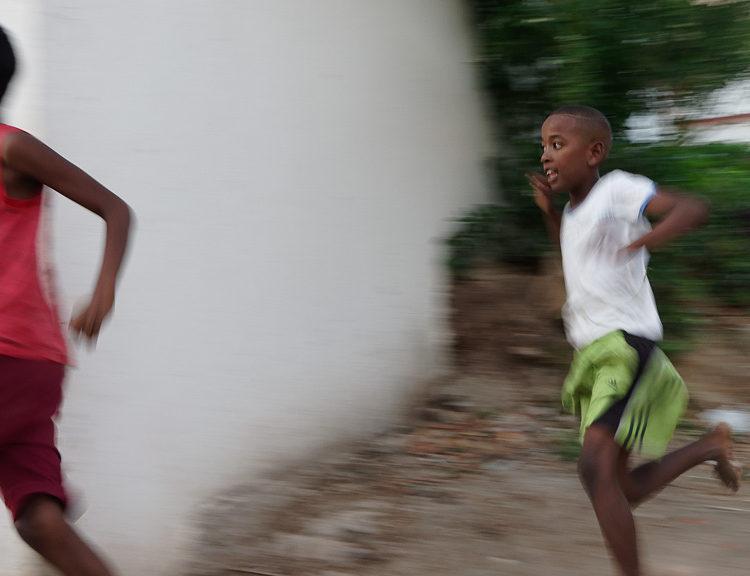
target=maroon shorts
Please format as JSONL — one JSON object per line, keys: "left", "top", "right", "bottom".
{"left": 0, "top": 355, "right": 67, "bottom": 519}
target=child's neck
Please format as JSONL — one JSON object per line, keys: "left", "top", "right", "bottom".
{"left": 568, "top": 171, "right": 600, "bottom": 208}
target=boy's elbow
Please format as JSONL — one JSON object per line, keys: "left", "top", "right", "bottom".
{"left": 122, "top": 200, "right": 134, "bottom": 227}
{"left": 683, "top": 195, "right": 710, "bottom": 228}
{"left": 104, "top": 196, "right": 134, "bottom": 232}
{"left": 695, "top": 196, "right": 711, "bottom": 226}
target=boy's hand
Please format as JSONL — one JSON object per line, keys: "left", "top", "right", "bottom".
{"left": 69, "top": 287, "right": 115, "bottom": 341}
{"left": 527, "top": 171, "right": 562, "bottom": 248}
{"left": 526, "top": 172, "right": 556, "bottom": 216}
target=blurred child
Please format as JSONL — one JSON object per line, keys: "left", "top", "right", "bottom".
{"left": 0, "top": 26, "right": 131, "bottom": 576}
{"left": 527, "top": 104, "right": 740, "bottom": 576}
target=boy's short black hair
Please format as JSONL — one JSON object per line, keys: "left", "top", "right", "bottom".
{"left": 0, "top": 26, "right": 16, "bottom": 103}
{"left": 551, "top": 104, "right": 612, "bottom": 152}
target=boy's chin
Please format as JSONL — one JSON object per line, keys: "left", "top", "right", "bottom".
{"left": 547, "top": 182, "right": 565, "bottom": 194}
{"left": 545, "top": 174, "right": 563, "bottom": 192}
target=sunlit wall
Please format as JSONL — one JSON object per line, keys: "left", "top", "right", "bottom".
{"left": 0, "top": 1, "right": 492, "bottom": 574}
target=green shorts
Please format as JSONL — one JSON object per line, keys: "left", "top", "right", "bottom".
{"left": 562, "top": 330, "right": 688, "bottom": 457}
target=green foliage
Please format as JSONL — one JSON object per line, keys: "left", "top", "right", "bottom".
{"left": 446, "top": 203, "right": 546, "bottom": 279}
{"left": 447, "top": 145, "right": 561, "bottom": 278}
{"left": 470, "top": 0, "right": 750, "bottom": 137}
{"left": 448, "top": 0, "right": 750, "bottom": 353}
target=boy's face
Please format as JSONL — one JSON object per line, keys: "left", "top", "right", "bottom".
{"left": 540, "top": 114, "right": 598, "bottom": 195}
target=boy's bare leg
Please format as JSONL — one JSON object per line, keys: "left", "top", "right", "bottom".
{"left": 14, "top": 495, "right": 113, "bottom": 576}
{"left": 619, "top": 422, "right": 740, "bottom": 507}
{"left": 579, "top": 424, "right": 641, "bottom": 576}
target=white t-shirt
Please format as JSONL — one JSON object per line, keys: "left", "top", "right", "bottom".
{"left": 560, "top": 169, "right": 663, "bottom": 350}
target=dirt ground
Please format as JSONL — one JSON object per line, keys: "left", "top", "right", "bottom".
{"left": 181, "top": 266, "right": 750, "bottom": 576}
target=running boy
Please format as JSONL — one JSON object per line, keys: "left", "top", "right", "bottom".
{"left": 0, "top": 27, "right": 131, "bottom": 576}
{"left": 527, "top": 105, "right": 740, "bottom": 576}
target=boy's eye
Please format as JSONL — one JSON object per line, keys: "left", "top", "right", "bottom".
{"left": 553, "top": 141, "right": 563, "bottom": 150}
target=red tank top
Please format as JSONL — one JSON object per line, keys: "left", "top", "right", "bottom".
{"left": 0, "top": 124, "right": 68, "bottom": 364}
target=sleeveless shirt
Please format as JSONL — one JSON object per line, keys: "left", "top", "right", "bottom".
{"left": 0, "top": 124, "right": 68, "bottom": 364}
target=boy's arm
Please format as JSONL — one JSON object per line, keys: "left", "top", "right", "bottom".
{"left": 627, "top": 186, "right": 710, "bottom": 252}
{"left": 527, "top": 172, "right": 561, "bottom": 248}
{"left": 2, "top": 131, "right": 132, "bottom": 340}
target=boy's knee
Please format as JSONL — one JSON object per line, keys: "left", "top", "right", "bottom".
{"left": 14, "top": 495, "right": 65, "bottom": 548}
{"left": 578, "top": 450, "right": 599, "bottom": 494}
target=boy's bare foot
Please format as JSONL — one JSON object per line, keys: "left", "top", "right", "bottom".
{"left": 710, "top": 422, "right": 741, "bottom": 492}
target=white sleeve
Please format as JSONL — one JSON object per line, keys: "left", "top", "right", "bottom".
{"left": 607, "top": 170, "right": 657, "bottom": 223}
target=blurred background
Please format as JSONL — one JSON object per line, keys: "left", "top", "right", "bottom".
{"left": 1, "top": 1, "right": 750, "bottom": 575}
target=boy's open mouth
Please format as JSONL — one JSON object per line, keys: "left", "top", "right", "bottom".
{"left": 546, "top": 168, "right": 559, "bottom": 184}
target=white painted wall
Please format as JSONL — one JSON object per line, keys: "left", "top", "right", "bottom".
{"left": 0, "top": 2, "right": 492, "bottom": 574}
{"left": 689, "top": 122, "right": 750, "bottom": 144}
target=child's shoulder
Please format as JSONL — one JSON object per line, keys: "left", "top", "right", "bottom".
{"left": 0, "top": 122, "right": 22, "bottom": 137}
{"left": 600, "top": 168, "right": 638, "bottom": 183}
{"left": 0, "top": 122, "right": 21, "bottom": 144}
{"left": 598, "top": 169, "right": 655, "bottom": 195}
{"left": 0, "top": 123, "right": 30, "bottom": 158}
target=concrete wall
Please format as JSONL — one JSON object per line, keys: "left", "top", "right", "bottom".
{"left": 0, "top": 2, "right": 492, "bottom": 574}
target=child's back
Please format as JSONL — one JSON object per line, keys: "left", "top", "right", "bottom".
{"left": 0, "top": 123, "right": 68, "bottom": 363}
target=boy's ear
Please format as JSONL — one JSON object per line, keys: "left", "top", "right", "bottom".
{"left": 587, "top": 140, "right": 606, "bottom": 167}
